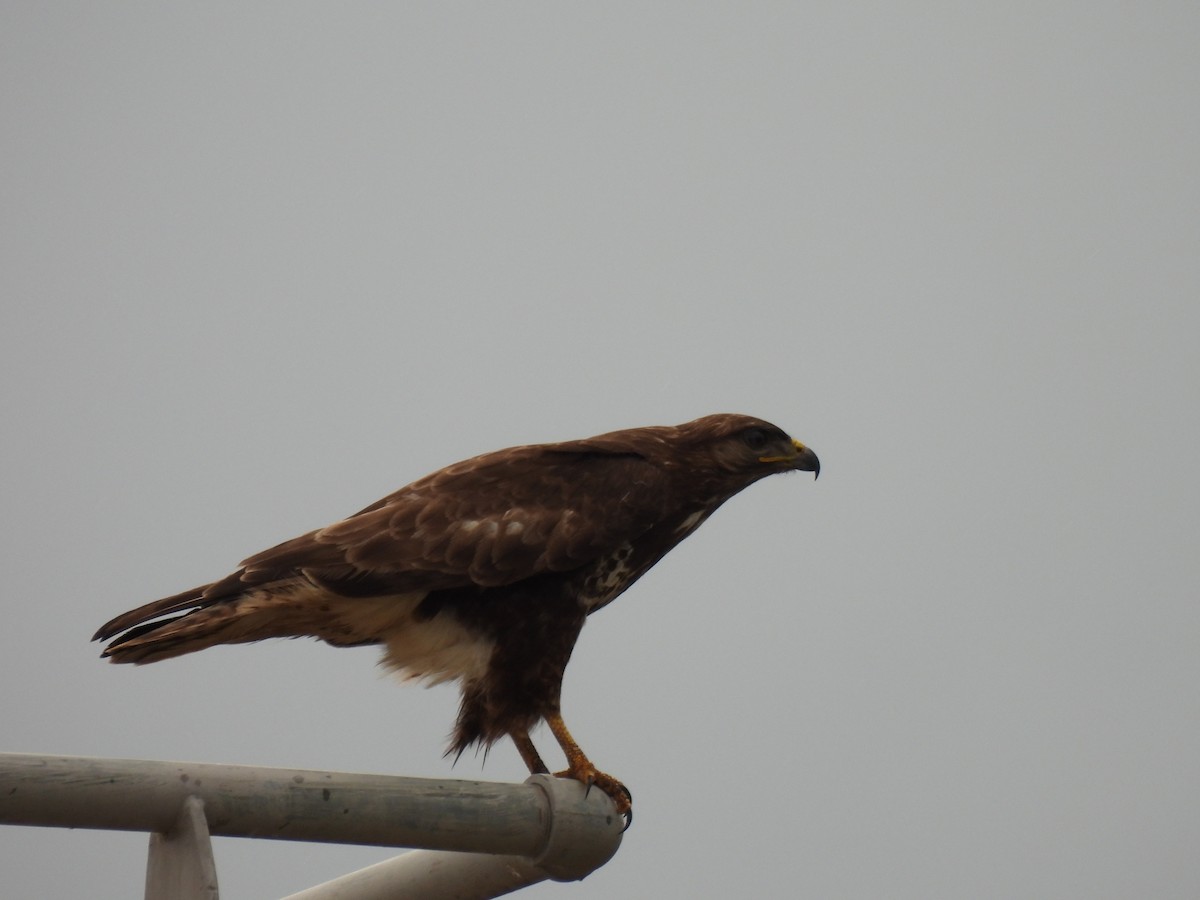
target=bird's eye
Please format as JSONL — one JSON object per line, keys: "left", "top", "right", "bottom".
{"left": 741, "top": 428, "right": 768, "bottom": 451}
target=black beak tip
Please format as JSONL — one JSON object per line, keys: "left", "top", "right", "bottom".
{"left": 794, "top": 446, "right": 820, "bottom": 479}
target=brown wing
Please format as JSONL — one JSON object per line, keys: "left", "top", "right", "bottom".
{"left": 242, "top": 443, "right": 673, "bottom": 593}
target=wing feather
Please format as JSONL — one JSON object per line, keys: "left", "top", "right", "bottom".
{"left": 231, "top": 444, "right": 671, "bottom": 595}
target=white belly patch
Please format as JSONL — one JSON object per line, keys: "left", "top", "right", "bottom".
{"left": 379, "top": 609, "right": 495, "bottom": 687}
{"left": 302, "top": 588, "right": 494, "bottom": 687}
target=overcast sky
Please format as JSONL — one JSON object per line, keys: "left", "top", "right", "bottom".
{"left": 3, "top": 3, "right": 1198, "bottom": 898}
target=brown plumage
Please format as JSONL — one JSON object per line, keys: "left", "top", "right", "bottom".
{"left": 94, "top": 413, "right": 819, "bottom": 821}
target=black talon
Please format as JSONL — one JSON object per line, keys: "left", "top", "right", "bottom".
{"left": 615, "top": 784, "right": 633, "bottom": 830}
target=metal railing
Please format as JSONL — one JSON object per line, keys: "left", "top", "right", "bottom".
{"left": 0, "top": 753, "right": 623, "bottom": 899}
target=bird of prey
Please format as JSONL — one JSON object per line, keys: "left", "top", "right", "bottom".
{"left": 94, "top": 413, "right": 819, "bottom": 821}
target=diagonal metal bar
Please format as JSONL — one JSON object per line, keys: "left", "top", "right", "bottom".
{"left": 145, "top": 795, "right": 220, "bottom": 900}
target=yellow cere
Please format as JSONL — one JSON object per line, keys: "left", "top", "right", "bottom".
{"left": 758, "top": 439, "right": 808, "bottom": 464}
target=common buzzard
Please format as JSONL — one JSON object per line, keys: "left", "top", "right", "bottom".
{"left": 95, "top": 413, "right": 819, "bottom": 822}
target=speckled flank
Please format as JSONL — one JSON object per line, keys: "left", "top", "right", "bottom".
{"left": 579, "top": 542, "right": 636, "bottom": 610}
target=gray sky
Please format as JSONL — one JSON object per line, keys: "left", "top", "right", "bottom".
{"left": 3, "top": 3, "right": 1198, "bottom": 897}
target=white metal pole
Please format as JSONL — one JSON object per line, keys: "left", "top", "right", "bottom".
{"left": 281, "top": 849, "right": 553, "bottom": 900}
{"left": 0, "top": 754, "right": 623, "bottom": 897}
{"left": 281, "top": 774, "right": 623, "bottom": 898}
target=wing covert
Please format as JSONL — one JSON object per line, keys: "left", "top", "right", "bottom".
{"left": 235, "top": 447, "right": 671, "bottom": 595}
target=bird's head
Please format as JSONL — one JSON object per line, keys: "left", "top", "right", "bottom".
{"left": 673, "top": 413, "right": 819, "bottom": 486}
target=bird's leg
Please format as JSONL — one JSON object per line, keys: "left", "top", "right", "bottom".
{"left": 510, "top": 728, "right": 550, "bottom": 775}
{"left": 545, "top": 711, "right": 632, "bottom": 824}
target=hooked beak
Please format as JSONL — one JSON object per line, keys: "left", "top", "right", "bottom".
{"left": 790, "top": 440, "right": 820, "bottom": 479}
{"left": 760, "top": 439, "right": 820, "bottom": 479}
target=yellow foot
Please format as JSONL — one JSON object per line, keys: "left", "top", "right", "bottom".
{"left": 554, "top": 765, "right": 633, "bottom": 829}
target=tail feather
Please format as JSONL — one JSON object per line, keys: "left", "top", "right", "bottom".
{"left": 92, "top": 584, "right": 213, "bottom": 642}
{"left": 96, "top": 591, "right": 295, "bottom": 665}
{"left": 98, "top": 613, "right": 206, "bottom": 664}
{"left": 94, "top": 577, "right": 290, "bottom": 665}
{"left": 94, "top": 575, "right": 407, "bottom": 665}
